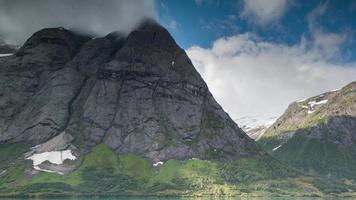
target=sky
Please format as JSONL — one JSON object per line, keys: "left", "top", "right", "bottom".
{"left": 158, "top": 0, "right": 356, "bottom": 123}
{"left": 0, "top": 0, "right": 356, "bottom": 125}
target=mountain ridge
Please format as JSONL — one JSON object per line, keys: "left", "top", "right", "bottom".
{"left": 259, "top": 81, "right": 356, "bottom": 178}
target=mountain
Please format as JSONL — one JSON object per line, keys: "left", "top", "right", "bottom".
{"left": 0, "top": 22, "right": 260, "bottom": 161}
{"left": 3, "top": 20, "right": 356, "bottom": 197}
{"left": 0, "top": 21, "right": 303, "bottom": 196}
{"left": 259, "top": 82, "right": 356, "bottom": 178}
{"left": 236, "top": 116, "right": 277, "bottom": 140}
{"left": 0, "top": 39, "right": 17, "bottom": 55}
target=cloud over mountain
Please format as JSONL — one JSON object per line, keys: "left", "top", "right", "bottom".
{"left": 186, "top": 33, "right": 356, "bottom": 121}
{"left": 0, "top": 0, "right": 157, "bottom": 44}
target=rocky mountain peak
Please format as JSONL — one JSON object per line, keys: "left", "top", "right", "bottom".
{"left": 0, "top": 21, "right": 260, "bottom": 166}
{"left": 124, "top": 20, "right": 178, "bottom": 52}
{"left": 13, "top": 28, "right": 90, "bottom": 70}
{"left": 19, "top": 27, "right": 90, "bottom": 56}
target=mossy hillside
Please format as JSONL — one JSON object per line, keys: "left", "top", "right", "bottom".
{"left": 262, "top": 109, "right": 327, "bottom": 139}
{"left": 219, "top": 156, "right": 298, "bottom": 184}
{"left": 0, "top": 144, "right": 152, "bottom": 195}
{"left": 25, "top": 143, "right": 124, "bottom": 187}
{"left": 157, "top": 159, "right": 218, "bottom": 190}
{"left": 3, "top": 143, "right": 356, "bottom": 197}
{"left": 0, "top": 143, "right": 30, "bottom": 188}
{"left": 0, "top": 143, "right": 305, "bottom": 196}
{"left": 259, "top": 133, "right": 356, "bottom": 179}
{"left": 0, "top": 143, "right": 28, "bottom": 170}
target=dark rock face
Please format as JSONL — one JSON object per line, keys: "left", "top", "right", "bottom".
{"left": 0, "top": 22, "right": 259, "bottom": 162}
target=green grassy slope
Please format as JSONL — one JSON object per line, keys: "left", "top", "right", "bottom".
{"left": 259, "top": 130, "right": 356, "bottom": 179}
{"left": 1, "top": 143, "right": 339, "bottom": 197}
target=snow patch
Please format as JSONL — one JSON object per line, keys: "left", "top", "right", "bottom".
{"left": 300, "top": 99, "right": 328, "bottom": 114}
{"left": 27, "top": 150, "right": 76, "bottom": 166}
{"left": 0, "top": 53, "right": 13, "bottom": 57}
{"left": 30, "top": 144, "right": 41, "bottom": 150}
{"left": 153, "top": 161, "right": 164, "bottom": 167}
{"left": 272, "top": 145, "right": 282, "bottom": 151}
{"left": 308, "top": 99, "right": 328, "bottom": 108}
{"left": 26, "top": 149, "right": 76, "bottom": 174}
{"left": 307, "top": 110, "right": 315, "bottom": 114}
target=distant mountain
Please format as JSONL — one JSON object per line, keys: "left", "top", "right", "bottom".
{"left": 259, "top": 82, "right": 356, "bottom": 178}
{"left": 0, "top": 39, "right": 17, "bottom": 54}
{"left": 235, "top": 116, "right": 277, "bottom": 140}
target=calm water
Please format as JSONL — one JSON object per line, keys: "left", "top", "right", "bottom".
{"left": 1, "top": 197, "right": 352, "bottom": 200}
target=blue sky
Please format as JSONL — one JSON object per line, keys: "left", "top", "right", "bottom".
{"left": 158, "top": 0, "right": 356, "bottom": 63}
{"left": 157, "top": 0, "right": 356, "bottom": 123}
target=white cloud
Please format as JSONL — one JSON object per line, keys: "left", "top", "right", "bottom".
{"left": 241, "top": 0, "right": 289, "bottom": 25}
{"left": 186, "top": 33, "right": 356, "bottom": 122}
{"left": 307, "top": 3, "right": 348, "bottom": 60}
{"left": 0, "top": 0, "right": 157, "bottom": 44}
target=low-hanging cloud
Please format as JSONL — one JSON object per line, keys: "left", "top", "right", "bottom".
{"left": 0, "top": 0, "right": 157, "bottom": 44}
{"left": 186, "top": 33, "right": 356, "bottom": 123}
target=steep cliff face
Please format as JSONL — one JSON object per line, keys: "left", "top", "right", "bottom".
{"left": 259, "top": 82, "right": 356, "bottom": 178}
{"left": 0, "top": 21, "right": 260, "bottom": 165}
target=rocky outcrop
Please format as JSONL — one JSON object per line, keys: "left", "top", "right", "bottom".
{"left": 0, "top": 21, "right": 260, "bottom": 164}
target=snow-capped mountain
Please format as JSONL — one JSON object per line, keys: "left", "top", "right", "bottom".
{"left": 235, "top": 116, "right": 277, "bottom": 140}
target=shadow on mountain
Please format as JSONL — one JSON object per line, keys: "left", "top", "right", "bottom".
{"left": 259, "top": 115, "right": 356, "bottom": 179}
